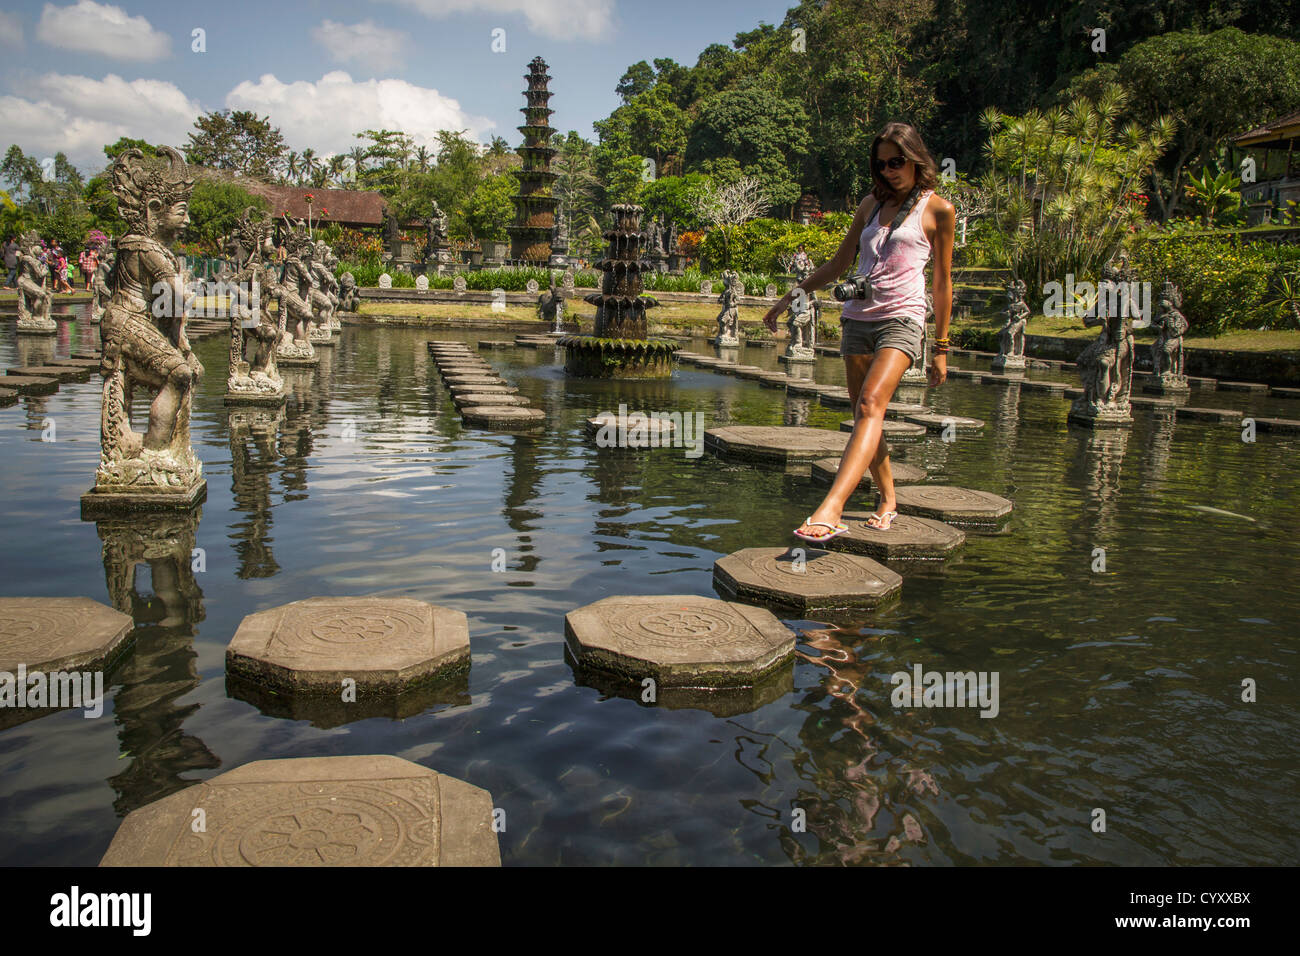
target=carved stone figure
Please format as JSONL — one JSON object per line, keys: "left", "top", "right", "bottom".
{"left": 992, "top": 278, "right": 1030, "bottom": 371}
{"left": 424, "top": 200, "right": 449, "bottom": 258}
{"left": 90, "top": 243, "right": 115, "bottom": 324}
{"left": 1070, "top": 309, "right": 1134, "bottom": 427}
{"left": 538, "top": 277, "right": 565, "bottom": 332}
{"left": 275, "top": 223, "right": 317, "bottom": 364}
{"left": 15, "top": 231, "right": 55, "bottom": 333}
{"left": 1152, "top": 280, "right": 1189, "bottom": 390}
{"left": 307, "top": 240, "right": 336, "bottom": 343}
{"left": 713, "top": 270, "right": 741, "bottom": 346}
{"left": 339, "top": 272, "right": 361, "bottom": 312}
{"left": 225, "top": 207, "right": 283, "bottom": 402}
{"left": 784, "top": 289, "right": 816, "bottom": 359}
{"left": 323, "top": 244, "right": 342, "bottom": 331}
{"left": 90, "top": 146, "right": 205, "bottom": 501}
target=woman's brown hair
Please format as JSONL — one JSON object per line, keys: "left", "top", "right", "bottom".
{"left": 870, "top": 122, "right": 939, "bottom": 202}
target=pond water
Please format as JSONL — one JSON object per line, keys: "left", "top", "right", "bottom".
{"left": 1, "top": 318, "right": 1297, "bottom": 866}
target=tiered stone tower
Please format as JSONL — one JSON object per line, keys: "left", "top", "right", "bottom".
{"left": 561, "top": 203, "right": 676, "bottom": 379}
{"left": 507, "top": 57, "right": 558, "bottom": 263}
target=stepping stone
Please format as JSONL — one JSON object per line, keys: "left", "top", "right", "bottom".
{"left": 429, "top": 345, "right": 472, "bottom": 353}
{"left": 945, "top": 368, "right": 983, "bottom": 381}
{"left": 822, "top": 513, "right": 965, "bottom": 562}
{"left": 814, "top": 345, "right": 840, "bottom": 357}
{"left": 1176, "top": 407, "right": 1243, "bottom": 423}
{"left": 1269, "top": 387, "right": 1300, "bottom": 400}
{"left": 1142, "top": 380, "right": 1191, "bottom": 396}
{"left": 70, "top": 351, "right": 102, "bottom": 361}
{"left": 453, "top": 392, "right": 530, "bottom": 408}
{"left": 443, "top": 375, "right": 505, "bottom": 387}
{"left": 716, "top": 364, "right": 763, "bottom": 376}
{"left": 1063, "top": 387, "right": 1083, "bottom": 399}
{"left": 894, "top": 485, "right": 1013, "bottom": 529}
{"left": 743, "top": 339, "right": 776, "bottom": 348}
{"left": 1252, "top": 417, "right": 1300, "bottom": 435}
{"left": 1217, "top": 380, "right": 1268, "bottom": 392}
{"left": 839, "top": 418, "right": 927, "bottom": 440}
{"left": 1019, "top": 379, "right": 1067, "bottom": 393}
{"left": 478, "top": 340, "right": 514, "bottom": 349}
{"left": 46, "top": 358, "right": 102, "bottom": 370}
{"left": 705, "top": 425, "right": 847, "bottom": 468}
{"left": 448, "top": 383, "right": 518, "bottom": 396}
{"left": 734, "top": 366, "right": 771, "bottom": 381}
{"left": 714, "top": 547, "right": 902, "bottom": 612}
{"left": 99, "top": 755, "right": 500, "bottom": 866}
{"left": 1, "top": 374, "right": 58, "bottom": 395}
{"left": 226, "top": 596, "right": 470, "bottom": 698}
{"left": 0, "top": 387, "right": 15, "bottom": 407}
{"left": 460, "top": 405, "right": 546, "bottom": 429}
{"left": 11, "top": 364, "right": 92, "bottom": 383}
{"left": 786, "top": 380, "right": 839, "bottom": 398}
{"left": 818, "top": 387, "right": 853, "bottom": 408}
{"left": 982, "top": 372, "right": 1026, "bottom": 385}
{"left": 564, "top": 594, "right": 794, "bottom": 688}
{"left": 810, "top": 457, "right": 926, "bottom": 488}
{"left": 1187, "top": 376, "right": 1217, "bottom": 388}
{"left": 585, "top": 412, "right": 676, "bottom": 445}
{"left": 886, "top": 401, "right": 928, "bottom": 417}
{"left": 903, "top": 412, "right": 985, "bottom": 433}
{"left": 1128, "top": 395, "right": 1177, "bottom": 409}
{"left": 758, "top": 372, "right": 792, "bottom": 388}
{"left": 438, "top": 364, "right": 492, "bottom": 376}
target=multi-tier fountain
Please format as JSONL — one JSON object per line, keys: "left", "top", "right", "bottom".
{"left": 506, "top": 57, "right": 558, "bottom": 263}
{"left": 560, "top": 203, "right": 676, "bottom": 379}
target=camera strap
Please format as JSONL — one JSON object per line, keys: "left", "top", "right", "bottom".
{"left": 864, "top": 185, "right": 923, "bottom": 280}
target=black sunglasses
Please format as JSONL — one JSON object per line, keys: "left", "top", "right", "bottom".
{"left": 873, "top": 156, "right": 909, "bottom": 171}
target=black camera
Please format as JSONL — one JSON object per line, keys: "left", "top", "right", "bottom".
{"left": 832, "top": 275, "right": 872, "bottom": 302}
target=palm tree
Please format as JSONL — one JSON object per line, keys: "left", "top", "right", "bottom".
{"left": 413, "top": 145, "right": 432, "bottom": 172}
{"left": 347, "top": 146, "right": 368, "bottom": 186}
{"left": 327, "top": 154, "right": 348, "bottom": 187}
{"left": 282, "top": 151, "right": 300, "bottom": 185}
{"left": 300, "top": 149, "right": 319, "bottom": 186}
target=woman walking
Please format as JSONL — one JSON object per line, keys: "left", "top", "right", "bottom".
{"left": 763, "top": 122, "right": 955, "bottom": 540}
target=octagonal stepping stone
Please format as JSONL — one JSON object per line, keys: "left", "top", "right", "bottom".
{"left": 585, "top": 412, "right": 676, "bottom": 445}
{"left": 758, "top": 372, "right": 792, "bottom": 388}
{"left": 810, "top": 456, "right": 926, "bottom": 488}
{"left": 886, "top": 401, "right": 928, "bottom": 418}
{"left": 786, "top": 380, "right": 839, "bottom": 398}
{"left": 713, "top": 547, "right": 902, "bottom": 612}
{"left": 0, "top": 387, "right": 16, "bottom": 407}
{"left": 2, "top": 374, "right": 58, "bottom": 395}
{"left": 1217, "top": 380, "right": 1268, "bottom": 393}
{"left": 564, "top": 594, "right": 794, "bottom": 688}
{"left": 822, "top": 513, "right": 965, "bottom": 562}
{"left": 453, "top": 392, "right": 530, "bottom": 408}
{"left": 99, "top": 755, "right": 500, "bottom": 867}
{"left": 448, "top": 383, "right": 518, "bottom": 396}
{"left": 894, "top": 485, "right": 1013, "bottom": 530}
{"left": 478, "top": 340, "right": 514, "bottom": 349}
{"left": 0, "top": 597, "right": 133, "bottom": 728}
{"left": 226, "top": 596, "right": 469, "bottom": 698}
{"left": 839, "top": 418, "right": 927, "bottom": 440}
{"left": 461, "top": 405, "right": 545, "bottom": 429}
{"left": 817, "top": 387, "right": 853, "bottom": 408}
{"left": 705, "top": 425, "right": 847, "bottom": 468}
{"left": 1176, "top": 407, "right": 1242, "bottom": 423}
{"left": 903, "top": 412, "right": 985, "bottom": 433}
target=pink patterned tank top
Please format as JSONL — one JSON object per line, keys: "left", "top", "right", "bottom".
{"left": 841, "top": 189, "right": 933, "bottom": 325}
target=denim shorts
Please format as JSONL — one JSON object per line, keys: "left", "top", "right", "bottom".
{"left": 840, "top": 317, "right": 924, "bottom": 366}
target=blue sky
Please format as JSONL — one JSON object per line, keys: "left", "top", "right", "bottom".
{"left": 0, "top": 0, "right": 795, "bottom": 177}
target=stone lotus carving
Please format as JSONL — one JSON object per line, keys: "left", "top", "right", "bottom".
{"left": 95, "top": 146, "right": 204, "bottom": 493}
{"left": 714, "top": 270, "right": 741, "bottom": 346}
{"left": 225, "top": 207, "right": 283, "bottom": 398}
{"left": 15, "top": 230, "right": 55, "bottom": 332}
{"left": 1152, "top": 280, "right": 1189, "bottom": 387}
{"left": 992, "top": 278, "right": 1029, "bottom": 370}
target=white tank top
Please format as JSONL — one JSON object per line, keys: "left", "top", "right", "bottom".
{"left": 841, "top": 190, "right": 933, "bottom": 325}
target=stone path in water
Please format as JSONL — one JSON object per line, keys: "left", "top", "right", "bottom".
{"left": 428, "top": 338, "right": 546, "bottom": 431}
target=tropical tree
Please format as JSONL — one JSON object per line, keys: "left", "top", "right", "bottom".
{"left": 1182, "top": 164, "right": 1243, "bottom": 227}
{"left": 184, "top": 109, "right": 286, "bottom": 180}
{"left": 692, "top": 174, "right": 770, "bottom": 267}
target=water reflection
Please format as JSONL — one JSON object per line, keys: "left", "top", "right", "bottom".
{"left": 227, "top": 407, "right": 283, "bottom": 578}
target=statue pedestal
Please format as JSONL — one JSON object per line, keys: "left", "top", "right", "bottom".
{"left": 225, "top": 388, "right": 286, "bottom": 407}
{"left": 991, "top": 354, "right": 1026, "bottom": 372}
{"left": 276, "top": 340, "right": 319, "bottom": 367}
{"left": 779, "top": 350, "right": 816, "bottom": 364}
{"left": 81, "top": 479, "right": 207, "bottom": 520}
{"left": 1146, "top": 374, "right": 1189, "bottom": 394}
{"left": 1068, "top": 399, "right": 1134, "bottom": 428}
{"left": 16, "top": 320, "right": 57, "bottom": 336}
{"left": 308, "top": 326, "right": 335, "bottom": 346}
{"left": 711, "top": 336, "right": 740, "bottom": 348}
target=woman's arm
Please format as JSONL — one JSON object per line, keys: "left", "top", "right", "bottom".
{"left": 763, "top": 195, "right": 875, "bottom": 332}
{"left": 928, "top": 193, "right": 957, "bottom": 386}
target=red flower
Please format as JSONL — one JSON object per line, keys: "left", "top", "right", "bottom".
{"left": 304, "top": 193, "right": 315, "bottom": 203}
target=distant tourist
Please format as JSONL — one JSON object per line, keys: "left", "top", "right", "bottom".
{"left": 51, "top": 243, "right": 73, "bottom": 293}
{"left": 2, "top": 235, "right": 17, "bottom": 290}
{"left": 79, "top": 245, "right": 99, "bottom": 292}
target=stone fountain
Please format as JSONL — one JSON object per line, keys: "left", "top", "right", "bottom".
{"left": 560, "top": 203, "right": 676, "bottom": 379}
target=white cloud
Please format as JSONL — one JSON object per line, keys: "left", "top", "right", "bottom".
{"left": 36, "top": 1, "right": 170, "bottom": 61}
{"left": 311, "top": 19, "right": 409, "bottom": 70}
{"left": 375, "top": 0, "right": 613, "bottom": 42}
{"left": 0, "top": 11, "right": 23, "bottom": 48}
{"left": 0, "top": 73, "right": 200, "bottom": 173}
{"left": 226, "top": 71, "right": 496, "bottom": 156}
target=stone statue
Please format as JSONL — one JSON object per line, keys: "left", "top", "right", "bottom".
{"left": 785, "top": 289, "right": 816, "bottom": 358}
{"left": 666, "top": 220, "right": 679, "bottom": 256}
{"left": 225, "top": 207, "right": 282, "bottom": 401}
{"left": 1152, "top": 280, "right": 1189, "bottom": 390}
{"left": 714, "top": 270, "right": 741, "bottom": 346}
{"left": 425, "top": 200, "right": 448, "bottom": 258}
{"left": 90, "top": 243, "right": 115, "bottom": 324}
{"left": 1070, "top": 307, "right": 1135, "bottom": 427}
{"left": 648, "top": 217, "right": 664, "bottom": 256}
{"left": 323, "top": 244, "right": 342, "bottom": 330}
{"left": 275, "top": 222, "right": 316, "bottom": 363}
{"left": 15, "top": 230, "right": 55, "bottom": 333}
{"left": 992, "top": 278, "right": 1030, "bottom": 371}
{"left": 537, "top": 276, "right": 565, "bottom": 331}
{"left": 93, "top": 146, "right": 204, "bottom": 498}
{"left": 307, "top": 239, "right": 336, "bottom": 342}
{"left": 339, "top": 272, "right": 360, "bottom": 312}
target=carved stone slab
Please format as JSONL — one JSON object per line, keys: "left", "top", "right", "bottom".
{"left": 564, "top": 594, "right": 794, "bottom": 687}
{"left": 810, "top": 457, "right": 926, "bottom": 488}
{"left": 460, "top": 405, "right": 545, "bottom": 428}
{"left": 226, "top": 596, "right": 469, "bottom": 695}
{"left": 713, "top": 547, "right": 902, "bottom": 611}
{"left": 839, "top": 418, "right": 928, "bottom": 440}
{"left": 0, "top": 596, "right": 133, "bottom": 673}
{"left": 705, "top": 426, "right": 847, "bottom": 466}
{"left": 894, "top": 484, "right": 1013, "bottom": 528}
{"left": 99, "top": 755, "right": 499, "bottom": 866}
{"left": 903, "top": 412, "right": 986, "bottom": 433}
{"left": 821, "top": 513, "right": 965, "bottom": 562}
{"left": 453, "top": 392, "right": 529, "bottom": 408}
